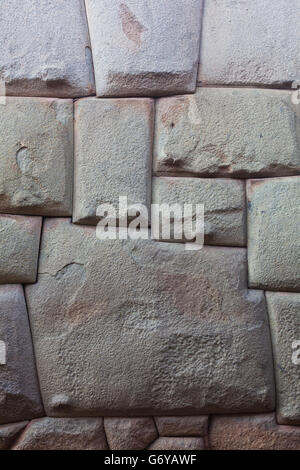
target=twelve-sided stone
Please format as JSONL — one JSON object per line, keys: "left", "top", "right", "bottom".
{"left": 247, "top": 177, "right": 300, "bottom": 292}
{"left": 85, "top": 0, "right": 203, "bottom": 97}
{"left": 0, "top": 285, "right": 43, "bottom": 424}
{"left": 153, "top": 89, "right": 300, "bottom": 178}
{"left": 73, "top": 98, "right": 153, "bottom": 225}
{"left": 26, "top": 218, "right": 275, "bottom": 416}
{"left": 0, "top": 98, "right": 73, "bottom": 216}
{"left": 0, "top": 215, "right": 42, "bottom": 284}
{"left": 0, "top": 0, "right": 95, "bottom": 97}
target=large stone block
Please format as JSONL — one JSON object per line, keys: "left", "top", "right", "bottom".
{"left": 73, "top": 98, "right": 153, "bottom": 225}
{"left": 148, "top": 437, "right": 205, "bottom": 450}
{"left": 153, "top": 89, "right": 300, "bottom": 178}
{"left": 266, "top": 292, "right": 300, "bottom": 425}
{"left": 155, "top": 416, "right": 208, "bottom": 437}
{"left": 152, "top": 177, "right": 246, "bottom": 246}
{"left": 104, "top": 417, "right": 157, "bottom": 450}
{"left": 0, "top": 215, "right": 42, "bottom": 284}
{"left": 12, "top": 417, "right": 108, "bottom": 450}
{"left": 0, "top": 422, "right": 28, "bottom": 450}
{"left": 0, "top": 0, "right": 95, "bottom": 97}
{"left": 85, "top": 0, "right": 203, "bottom": 96}
{"left": 0, "top": 98, "right": 73, "bottom": 216}
{"left": 209, "top": 414, "right": 300, "bottom": 450}
{"left": 198, "top": 0, "right": 300, "bottom": 87}
{"left": 25, "top": 218, "right": 275, "bottom": 416}
{"left": 247, "top": 177, "right": 300, "bottom": 292}
{"left": 0, "top": 285, "right": 43, "bottom": 424}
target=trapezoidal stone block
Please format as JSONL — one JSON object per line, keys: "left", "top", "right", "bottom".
{"left": 73, "top": 97, "right": 153, "bottom": 225}
{"left": 152, "top": 177, "right": 246, "bottom": 246}
{"left": 25, "top": 218, "right": 275, "bottom": 417}
{"left": 0, "top": 0, "right": 95, "bottom": 98}
{"left": 0, "top": 215, "right": 42, "bottom": 284}
{"left": 153, "top": 88, "right": 300, "bottom": 178}
{"left": 0, "top": 97, "right": 73, "bottom": 216}
{"left": 198, "top": 0, "right": 300, "bottom": 88}
{"left": 85, "top": 0, "right": 203, "bottom": 97}
{"left": 266, "top": 292, "right": 300, "bottom": 425}
{"left": 247, "top": 177, "right": 300, "bottom": 292}
{"left": 104, "top": 417, "right": 157, "bottom": 450}
{"left": 0, "top": 285, "right": 43, "bottom": 424}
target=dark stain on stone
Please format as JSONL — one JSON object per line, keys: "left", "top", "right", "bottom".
{"left": 119, "top": 3, "right": 147, "bottom": 46}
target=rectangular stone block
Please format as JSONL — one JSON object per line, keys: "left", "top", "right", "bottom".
{"left": 266, "top": 292, "right": 300, "bottom": 425}
{"left": 0, "top": 215, "right": 42, "bottom": 284}
{"left": 0, "top": 285, "right": 43, "bottom": 424}
{"left": 153, "top": 89, "right": 300, "bottom": 178}
{"left": 247, "top": 177, "right": 300, "bottom": 292}
{"left": 0, "top": 0, "right": 95, "bottom": 97}
{"left": 155, "top": 416, "right": 208, "bottom": 437}
{"left": 152, "top": 177, "right": 246, "bottom": 246}
{"left": 0, "top": 97, "right": 73, "bottom": 216}
{"left": 85, "top": 0, "right": 203, "bottom": 96}
{"left": 25, "top": 218, "right": 275, "bottom": 417}
{"left": 198, "top": 0, "right": 300, "bottom": 87}
{"left": 73, "top": 97, "right": 153, "bottom": 225}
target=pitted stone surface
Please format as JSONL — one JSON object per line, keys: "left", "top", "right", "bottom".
{"left": 26, "top": 218, "right": 274, "bottom": 416}
{"left": 85, "top": 0, "right": 202, "bottom": 97}
{"left": 0, "top": 215, "right": 42, "bottom": 284}
{"left": 0, "top": 0, "right": 95, "bottom": 97}
{"left": 153, "top": 89, "right": 300, "bottom": 178}
{"left": 152, "top": 177, "right": 246, "bottom": 246}
{"left": 12, "top": 417, "right": 108, "bottom": 450}
{"left": 198, "top": 0, "right": 300, "bottom": 87}
{"left": 0, "top": 97, "right": 73, "bottom": 216}
{"left": 73, "top": 98, "right": 153, "bottom": 225}
{"left": 247, "top": 177, "right": 300, "bottom": 292}
{"left": 155, "top": 416, "right": 208, "bottom": 437}
{"left": 266, "top": 292, "right": 300, "bottom": 425}
{"left": 0, "top": 421, "right": 28, "bottom": 450}
{"left": 104, "top": 417, "right": 157, "bottom": 450}
{"left": 210, "top": 414, "right": 300, "bottom": 450}
{"left": 148, "top": 437, "right": 205, "bottom": 450}
{"left": 0, "top": 285, "right": 43, "bottom": 424}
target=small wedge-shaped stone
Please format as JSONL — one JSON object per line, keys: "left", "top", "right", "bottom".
{"left": 0, "top": 0, "right": 95, "bottom": 97}
{"left": 104, "top": 417, "right": 157, "bottom": 450}
{"left": 85, "top": 0, "right": 203, "bottom": 96}
{"left": 12, "top": 417, "right": 108, "bottom": 450}
{"left": 210, "top": 414, "right": 300, "bottom": 450}
{"left": 0, "top": 98, "right": 73, "bottom": 216}
{"left": 148, "top": 437, "right": 205, "bottom": 450}
{"left": 155, "top": 416, "right": 208, "bottom": 437}
{"left": 266, "top": 292, "right": 300, "bottom": 425}
{"left": 0, "top": 215, "right": 42, "bottom": 284}
{"left": 26, "top": 218, "right": 274, "bottom": 416}
{"left": 0, "top": 422, "right": 28, "bottom": 450}
{"left": 73, "top": 98, "right": 153, "bottom": 225}
{"left": 154, "top": 89, "right": 300, "bottom": 178}
{"left": 152, "top": 177, "right": 246, "bottom": 246}
{"left": 247, "top": 177, "right": 300, "bottom": 292}
{"left": 198, "top": 0, "right": 300, "bottom": 87}
{"left": 0, "top": 285, "right": 43, "bottom": 424}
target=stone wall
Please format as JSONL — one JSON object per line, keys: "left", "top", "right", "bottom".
{"left": 0, "top": 0, "right": 299, "bottom": 451}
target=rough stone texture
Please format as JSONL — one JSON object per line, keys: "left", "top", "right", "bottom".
{"left": 25, "top": 218, "right": 275, "bottom": 417}
{"left": 152, "top": 177, "right": 246, "bottom": 246}
{"left": 0, "top": 421, "right": 28, "bottom": 450}
{"left": 12, "top": 417, "right": 108, "bottom": 450}
{"left": 266, "top": 292, "right": 300, "bottom": 425}
{"left": 0, "top": 97, "right": 73, "bottom": 216}
{"left": 0, "top": 0, "right": 95, "bottom": 97}
{"left": 209, "top": 414, "right": 300, "bottom": 450}
{"left": 0, "top": 215, "right": 42, "bottom": 284}
{"left": 148, "top": 437, "right": 205, "bottom": 450}
{"left": 0, "top": 285, "right": 43, "bottom": 424}
{"left": 73, "top": 98, "right": 153, "bottom": 225}
{"left": 198, "top": 0, "right": 300, "bottom": 88}
{"left": 155, "top": 416, "right": 208, "bottom": 437}
{"left": 247, "top": 177, "right": 300, "bottom": 292}
{"left": 104, "top": 417, "right": 157, "bottom": 450}
{"left": 85, "top": 0, "right": 202, "bottom": 97}
{"left": 153, "top": 88, "right": 300, "bottom": 178}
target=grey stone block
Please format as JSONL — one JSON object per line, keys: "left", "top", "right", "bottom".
{"left": 0, "top": 421, "right": 28, "bottom": 450}
{"left": 85, "top": 0, "right": 203, "bottom": 96}
{"left": 148, "top": 437, "right": 205, "bottom": 450}
{"left": 155, "top": 416, "right": 208, "bottom": 437}
{"left": 104, "top": 417, "right": 157, "bottom": 450}
{"left": 0, "top": 97, "right": 73, "bottom": 216}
